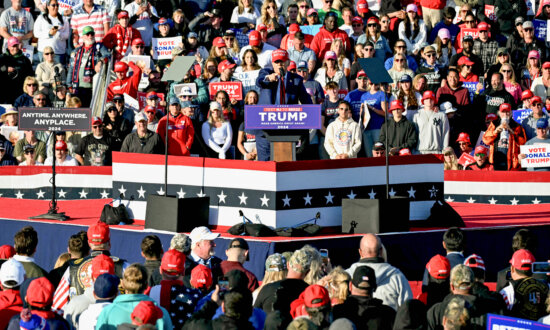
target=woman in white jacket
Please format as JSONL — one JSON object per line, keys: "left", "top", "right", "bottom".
{"left": 398, "top": 4, "right": 427, "bottom": 56}
{"left": 324, "top": 100, "right": 362, "bottom": 159}
{"left": 202, "top": 102, "right": 233, "bottom": 159}
{"left": 33, "top": 0, "right": 71, "bottom": 63}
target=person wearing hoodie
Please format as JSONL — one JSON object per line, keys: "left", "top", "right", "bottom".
{"left": 324, "top": 100, "right": 362, "bottom": 159}
{"left": 310, "top": 12, "right": 351, "bottom": 62}
{"left": 0, "top": 259, "right": 25, "bottom": 329}
{"left": 346, "top": 234, "right": 413, "bottom": 311}
{"left": 95, "top": 263, "right": 172, "bottom": 329}
{"left": 378, "top": 100, "right": 418, "bottom": 153}
{"left": 333, "top": 265, "right": 396, "bottom": 329}
{"left": 77, "top": 274, "right": 120, "bottom": 330}
{"left": 392, "top": 299, "right": 428, "bottom": 330}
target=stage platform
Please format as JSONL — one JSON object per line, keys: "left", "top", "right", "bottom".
{"left": 1, "top": 198, "right": 549, "bottom": 282}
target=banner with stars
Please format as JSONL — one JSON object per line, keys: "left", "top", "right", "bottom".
{"left": 444, "top": 170, "right": 550, "bottom": 205}
{"left": 112, "top": 152, "right": 444, "bottom": 229}
{"left": 0, "top": 166, "right": 112, "bottom": 200}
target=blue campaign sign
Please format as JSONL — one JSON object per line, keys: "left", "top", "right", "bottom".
{"left": 231, "top": 28, "right": 250, "bottom": 48}
{"left": 533, "top": 20, "right": 547, "bottom": 42}
{"left": 245, "top": 105, "right": 322, "bottom": 130}
{"left": 486, "top": 314, "right": 550, "bottom": 329}
{"left": 300, "top": 24, "right": 322, "bottom": 36}
{"left": 462, "top": 82, "right": 482, "bottom": 102}
{"left": 513, "top": 108, "right": 531, "bottom": 123}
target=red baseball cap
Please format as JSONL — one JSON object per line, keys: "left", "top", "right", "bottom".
{"left": 249, "top": 30, "right": 261, "bottom": 47}
{"left": 303, "top": 284, "right": 330, "bottom": 308}
{"left": 158, "top": 17, "right": 168, "bottom": 25}
{"left": 509, "top": 249, "right": 535, "bottom": 271}
{"left": 357, "top": 70, "right": 367, "bottom": 78}
{"left": 543, "top": 62, "right": 550, "bottom": 69}
{"left": 457, "top": 56, "right": 474, "bottom": 66}
{"left": 531, "top": 95, "right": 543, "bottom": 105}
{"left": 92, "top": 254, "right": 115, "bottom": 279}
{"left": 88, "top": 221, "right": 110, "bottom": 244}
{"left": 131, "top": 38, "right": 144, "bottom": 46}
{"left": 477, "top": 21, "right": 489, "bottom": 31}
{"left": 92, "top": 116, "right": 103, "bottom": 126}
{"left": 117, "top": 10, "right": 129, "bottom": 19}
{"left": 289, "top": 23, "right": 300, "bottom": 33}
{"left": 144, "top": 105, "right": 156, "bottom": 113}
{"left": 499, "top": 103, "right": 511, "bottom": 112}
{"left": 389, "top": 99, "right": 404, "bottom": 112}
{"left": 190, "top": 264, "right": 213, "bottom": 289}
{"left": 421, "top": 90, "right": 436, "bottom": 103}
{"left": 55, "top": 140, "right": 68, "bottom": 150}
{"left": 212, "top": 37, "right": 226, "bottom": 48}
{"left": 367, "top": 16, "right": 379, "bottom": 25}
{"left": 146, "top": 91, "right": 158, "bottom": 99}
{"left": 474, "top": 145, "right": 488, "bottom": 155}
{"left": 485, "top": 113, "right": 498, "bottom": 122}
{"left": 114, "top": 62, "right": 129, "bottom": 73}
{"left": 288, "top": 61, "right": 297, "bottom": 71}
{"left": 456, "top": 132, "right": 471, "bottom": 144}
{"left": 426, "top": 254, "right": 451, "bottom": 280}
{"left": 464, "top": 254, "right": 486, "bottom": 271}
{"left": 521, "top": 89, "right": 534, "bottom": 101}
{"left": 27, "top": 277, "right": 54, "bottom": 308}
{"left": 399, "top": 148, "right": 412, "bottom": 156}
{"left": 218, "top": 59, "right": 236, "bottom": 74}
{"left": 272, "top": 49, "right": 289, "bottom": 62}
{"left": 161, "top": 249, "right": 185, "bottom": 275}
{"left": 131, "top": 301, "right": 164, "bottom": 325}
{"left": 352, "top": 16, "right": 363, "bottom": 24}
{"left": 257, "top": 23, "right": 267, "bottom": 31}
{"left": 357, "top": 0, "right": 368, "bottom": 14}
{"left": 0, "top": 245, "right": 15, "bottom": 259}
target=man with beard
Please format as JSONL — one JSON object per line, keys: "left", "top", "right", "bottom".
{"left": 66, "top": 26, "right": 110, "bottom": 106}
{"left": 474, "top": 72, "right": 516, "bottom": 116}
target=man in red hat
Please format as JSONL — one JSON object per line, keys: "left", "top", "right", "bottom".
{"left": 149, "top": 249, "right": 201, "bottom": 326}
{"left": 379, "top": 99, "right": 418, "bottom": 153}
{"left": 74, "top": 117, "right": 114, "bottom": 166}
{"left": 103, "top": 10, "right": 142, "bottom": 60}
{"left": 239, "top": 30, "right": 277, "bottom": 69}
{"left": 156, "top": 98, "right": 195, "bottom": 156}
{"left": 472, "top": 22, "right": 498, "bottom": 73}
{"left": 413, "top": 90, "right": 450, "bottom": 154}
{"left": 52, "top": 222, "right": 128, "bottom": 312}
{"left": 44, "top": 140, "right": 79, "bottom": 166}
{"left": 465, "top": 145, "right": 493, "bottom": 170}
{"left": 356, "top": 0, "right": 376, "bottom": 22}
{"left": 455, "top": 132, "right": 473, "bottom": 156}
{"left": 520, "top": 89, "right": 534, "bottom": 109}
{"left": 106, "top": 61, "right": 142, "bottom": 101}
{"left": 483, "top": 102, "right": 526, "bottom": 170}
{"left": 521, "top": 96, "right": 549, "bottom": 140}
{"left": 499, "top": 249, "right": 549, "bottom": 320}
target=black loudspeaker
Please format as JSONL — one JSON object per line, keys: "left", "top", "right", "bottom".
{"left": 341, "top": 197, "right": 410, "bottom": 234}
{"left": 145, "top": 195, "right": 210, "bottom": 232}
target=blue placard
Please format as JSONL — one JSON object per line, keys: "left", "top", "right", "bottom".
{"left": 231, "top": 28, "right": 250, "bottom": 48}
{"left": 513, "top": 108, "right": 531, "bottom": 123}
{"left": 533, "top": 19, "right": 547, "bottom": 42}
{"left": 486, "top": 314, "right": 550, "bottom": 329}
{"left": 462, "top": 81, "right": 483, "bottom": 102}
{"left": 244, "top": 104, "right": 322, "bottom": 130}
{"left": 300, "top": 24, "right": 322, "bottom": 36}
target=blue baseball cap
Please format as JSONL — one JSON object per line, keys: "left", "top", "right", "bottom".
{"left": 181, "top": 100, "right": 193, "bottom": 108}
{"left": 297, "top": 61, "right": 307, "bottom": 70}
{"left": 169, "top": 97, "right": 180, "bottom": 105}
{"left": 400, "top": 74, "right": 412, "bottom": 83}
{"left": 536, "top": 118, "right": 549, "bottom": 129}
{"left": 187, "top": 32, "right": 198, "bottom": 39}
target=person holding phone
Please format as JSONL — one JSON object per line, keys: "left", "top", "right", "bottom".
{"left": 124, "top": 0, "right": 158, "bottom": 48}
{"left": 33, "top": 0, "right": 70, "bottom": 64}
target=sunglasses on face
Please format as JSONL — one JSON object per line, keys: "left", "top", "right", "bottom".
{"left": 502, "top": 70, "right": 511, "bottom": 73}
{"left": 108, "top": 108, "right": 117, "bottom": 112}
{"left": 425, "top": 53, "right": 435, "bottom": 57}
{"left": 475, "top": 153, "right": 486, "bottom": 157}
{"left": 299, "top": 5, "right": 308, "bottom": 8}
{"left": 395, "top": 59, "right": 404, "bottom": 62}
{"left": 44, "top": 52, "right": 54, "bottom": 55}
{"left": 396, "top": 45, "right": 406, "bottom": 49}
{"left": 24, "top": 150, "right": 34, "bottom": 154}
{"left": 27, "top": 84, "right": 37, "bottom": 87}
{"left": 85, "top": 32, "right": 95, "bottom": 36}
{"left": 525, "top": 28, "right": 534, "bottom": 32}
{"left": 49, "top": 3, "right": 59, "bottom": 6}
{"left": 479, "top": 30, "right": 488, "bottom": 33}
{"left": 134, "top": 45, "right": 144, "bottom": 48}
{"left": 365, "top": 48, "right": 374, "bottom": 51}
{"left": 35, "top": 98, "right": 46, "bottom": 101}
{"left": 367, "top": 23, "right": 377, "bottom": 27}
{"left": 465, "top": 20, "right": 475, "bottom": 23}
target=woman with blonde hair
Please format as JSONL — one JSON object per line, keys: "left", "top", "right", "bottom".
{"left": 443, "top": 146, "right": 461, "bottom": 170}
{"left": 314, "top": 51, "right": 348, "bottom": 91}
{"left": 253, "top": 253, "right": 287, "bottom": 303}
{"left": 201, "top": 58, "right": 219, "bottom": 83}
{"left": 202, "top": 101, "right": 233, "bottom": 159}
{"left": 14, "top": 76, "right": 40, "bottom": 108}
{"left": 256, "top": 0, "right": 286, "bottom": 48}
{"left": 388, "top": 53, "right": 414, "bottom": 90}
{"left": 501, "top": 63, "right": 522, "bottom": 106}
{"left": 330, "top": 39, "right": 350, "bottom": 78}
{"left": 302, "top": 245, "right": 330, "bottom": 285}
{"left": 222, "top": 30, "right": 241, "bottom": 61}
{"left": 230, "top": 0, "right": 259, "bottom": 31}
{"left": 326, "top": 266, "right": 350, "bottom": 305}
{"left": 433, "top": 28, "right": 455, "bottom": 68}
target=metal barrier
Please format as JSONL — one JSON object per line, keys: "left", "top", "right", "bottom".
{"left": 90, "top": 52, "right": 114, "bottom": 118}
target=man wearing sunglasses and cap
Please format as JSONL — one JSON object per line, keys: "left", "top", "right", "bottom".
{"left": 465, "top": 145, "right": 493, "bottom": 170}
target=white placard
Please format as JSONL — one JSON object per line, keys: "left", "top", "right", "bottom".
{"left": 123, "top": 93, "right": 140, "bottom": 113}
{"left": 152, "top": 37, "right": 182, "bottom": 60}
{"left": 173, "top": 83, "right": 197, "bottom": 97}
{"left": 22, "top": 45, "right": 34, "bottom": 63}
{"left": 520, "top": 144, "right": 550, "bottom": 168}
{"left": 128, "top": 55, "right": 151, "bottom": 89}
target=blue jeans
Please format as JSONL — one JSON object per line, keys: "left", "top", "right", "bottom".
{"left": 363, "top": 129, "right": 381, "bottom": 157}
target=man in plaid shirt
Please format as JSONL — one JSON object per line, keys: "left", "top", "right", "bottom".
{"left": 472, "top": 22, "right": 498, "bottom": 74}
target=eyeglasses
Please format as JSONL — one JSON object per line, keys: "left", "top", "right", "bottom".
{"left": 475, "top": 153, "right": 486, "bottom": 157}
{"left": 224, "top": 37, "right": 234, "bottom": 41}
{"left": 49, "top": 3, "right": 59, "bottom": 6}
{"left": 425, "top": 53, "right": 435, "bottom": 57}
{"left": 395, "top": 59, "right": 404, "bottom": 62}
{"left": 479, "top": 30, "right": 488, "bottom": 33}
{"left": 367, "top": 23, "right": 377, "bottom": 27}
{"left": 108, "top": 108, "right": 117, "bottom": 112}
{"left": 356, "top": 77, "right": 367, "bottom": 80}
{"left": 464, "top": 65, "right": 472, "bottom": 69}
{"left": 465, "top": 20, "right": 475, "bottom": 23}
{"left": 501, "top": 69, "right": 511, "bottom": 73}
{"left": 299, "top": 5, "right": 308, "bottom": 8}
{"left": 24, "top": 150, "right": 34, "bottom": 154}
{"left": 92, "top": 125, "right": 101, "bottom": 128}
{"left": 44, "top": 52, "right": 54, "bottom": 55}
{"left": 498, "top": 53, "right": 508, "bottom": 57}
{"left": 134, "top": 45, "right": 144, "bottom": 49}
{"left": 396, "top": 45, "right": 406, "bottom": 49}
{"left": 524, "top": 28, "right": 534, "bottom": 32}
{"left": 27, "top": 83, "right": 38, "bottom": 87}
{"left": 85, "top": 32, "right": 95, "bottom": 36}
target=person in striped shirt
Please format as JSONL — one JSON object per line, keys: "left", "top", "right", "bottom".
{"left": 70, "top": 0, "right": 110, "bottom": 47}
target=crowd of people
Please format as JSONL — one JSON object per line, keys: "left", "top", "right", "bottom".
{"left": 0, "top": 0, "right": 549, "bottom": 167}
{"left": 0, "top": 224, "right": 548, "bottom": 329}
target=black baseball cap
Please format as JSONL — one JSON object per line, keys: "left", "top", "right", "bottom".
{"left": 228, "top": 238, "right": 249, "bottom": 250}
{"left": 352, "top": 266, "right": 377, "bottom": 291}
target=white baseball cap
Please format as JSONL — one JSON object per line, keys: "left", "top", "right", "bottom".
{"left": 134, "top": 112, "right": 148, "bottom": 123}
{"left": 0, "top": 258, "right": 25, "bottom": 288}
{"left": 189, "top": 226, "right": 219, "bottom": 244}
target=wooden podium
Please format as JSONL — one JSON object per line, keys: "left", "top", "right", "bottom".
{"left": 265, "top": 131, "right": 304, "bottom": 161}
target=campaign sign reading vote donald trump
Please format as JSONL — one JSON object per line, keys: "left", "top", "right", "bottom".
{"left": 245, "top": 105, "right": 322, "bottom": 130}
{"left": 520, "top": 144, "right": 550, "bottom": 168}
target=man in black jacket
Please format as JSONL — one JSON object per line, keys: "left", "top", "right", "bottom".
{"left": 378, "top": 100, "right": 418, "bottom": 154}
{"left": 188, "top": 8, "right": 224, "bottom": 49}
{"left": 333, "top": 265, "right": 396, "bottom": 329}
{"left": 120, "top": 112, "right": 164, "bottom": 154}
{"left": 0, "top": 37, "right": 34, "bottom": 104}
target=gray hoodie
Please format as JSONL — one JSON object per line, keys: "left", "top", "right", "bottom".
{"left": 63, "top": 286, "right": 96, "bottom": 328}
{"left": 346, "top": 257, "right": 413, "bottom": 311}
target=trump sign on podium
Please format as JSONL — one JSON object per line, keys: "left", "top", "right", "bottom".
{"left": 245, "top": 105, "right": 322, "bottom": 130}
{"left": 520, "top": 144, "right": 550, "bottom": 168}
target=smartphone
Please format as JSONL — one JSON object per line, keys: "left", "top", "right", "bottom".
{"left": 532, "top": 262, "right": 550, "bottom": 274}
{"left": 53, "top": 26, "right": 59, "bottom": 29}
{"left": 320, "top": 249, "right": 329, "bottom": 264}
{"left": 218, "top": 276, "right": 229, "bottom": 290}
{"left": 479, "top": 76, "right": 485, "bottom": 86}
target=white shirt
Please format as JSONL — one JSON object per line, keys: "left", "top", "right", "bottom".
{"left": 230, "top": 7, "right": 260, "bottom": 25}
{"left": 78, "top": 302, "right": 112, "bottom": 330}
{"left": 202, "top": 121, "right": 233, "bottom": 157}
{"left": 33, "top": 13, "right": 70, "bottom": 53}
{"left": 124, "top": 1, "right": 158, "bottom": 46}
{"left": 44, "top": 154, "right": 79, "bottom": 166}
